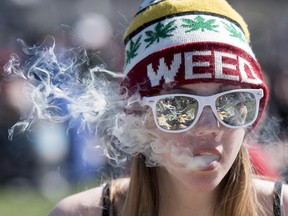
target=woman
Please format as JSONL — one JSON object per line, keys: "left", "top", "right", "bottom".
{"left": 49, "top": 0, "right": 288, "bottom": 215}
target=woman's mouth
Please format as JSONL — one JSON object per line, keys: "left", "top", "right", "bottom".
{"left": 166, "top": 145, "right": 222, "bottom": 171}
{"left": 193, "top": 151, "right": 221, "bottom": 171}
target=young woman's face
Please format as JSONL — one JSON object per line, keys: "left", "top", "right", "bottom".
{"left": 148, "top": 83, "right": 246, "bottom": 192}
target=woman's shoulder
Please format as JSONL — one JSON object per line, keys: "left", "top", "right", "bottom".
{"left": 48, "top": 178, "right": 130, "bottom": 216}
{"left": 48, "top": 186, "right": 105, "bottom": 216}
{"left": 253, "top": 178, "right": 288, "bottom": 214}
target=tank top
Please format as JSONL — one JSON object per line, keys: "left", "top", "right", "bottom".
{"left": 102, "top": 180, "right": 284, "bottom": 216}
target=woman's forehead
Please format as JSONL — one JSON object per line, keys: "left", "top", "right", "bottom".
{"left": 161, "top": 83, "right": 241, "bottom": 95}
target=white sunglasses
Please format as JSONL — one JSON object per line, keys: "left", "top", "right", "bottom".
{"left": 142, "top": 89, "right": 264, "bottom": 133}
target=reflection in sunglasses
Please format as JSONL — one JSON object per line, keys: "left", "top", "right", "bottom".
{"left": 156, "top": 96, "right": 197, "bottom": 130}
{"left": 142, "top": 89, "right": 263, "bottom": 132}
{"left": 216, "top": 92, "right": 254, "bottom": 126}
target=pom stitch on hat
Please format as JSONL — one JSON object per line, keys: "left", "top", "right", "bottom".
{"left": 122, "top": 0, "right": 268, "bottom": 128}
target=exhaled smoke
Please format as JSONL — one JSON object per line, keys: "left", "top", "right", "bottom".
{"left": 3, "top": 36, "right": 128, "bottom": 160}
{"left": 5, "top": 36, "right": 280, "bottom": 171}
{"left": 3, "top": 36, "right": 174, "bottom": 166}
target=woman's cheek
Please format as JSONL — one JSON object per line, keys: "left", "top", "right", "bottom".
{"left": 222, "top": 129, "right": 245, "bottom": 156}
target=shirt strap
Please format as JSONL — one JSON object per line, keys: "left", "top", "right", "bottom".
{"left": 273, "top": 180, "right": 283, "bottom": 216}
{"left": 102, "top": 182, "right": 111, "bottom": 216}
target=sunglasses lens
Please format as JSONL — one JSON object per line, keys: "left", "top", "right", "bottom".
{"left": 155, "top": 96, "right": 198, "bottom": 131}
{"left": 215, "top": 92, "right": 257, "bottom": 126}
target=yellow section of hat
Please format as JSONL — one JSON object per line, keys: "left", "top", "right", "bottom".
{"left": 124, "top": 0, "right": 250, "bottom": 43}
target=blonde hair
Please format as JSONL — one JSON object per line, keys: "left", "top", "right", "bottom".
{"left": 213, "top": 145, "right": 266, "bottom": 216}
{"left": 111, "top": 145, "right": 267, "bottom": 216}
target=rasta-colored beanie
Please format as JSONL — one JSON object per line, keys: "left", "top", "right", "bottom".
{"left": 122, "top": 0, "right": 269, "bottom": 126}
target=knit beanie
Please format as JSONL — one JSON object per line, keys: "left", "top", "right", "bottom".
{"left": 122, "top": 0, "right": 268, "bottom": 127}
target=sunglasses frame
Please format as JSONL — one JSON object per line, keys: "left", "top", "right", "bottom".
{"left": 142, "top": 88, "right": 264, "bottom": 133}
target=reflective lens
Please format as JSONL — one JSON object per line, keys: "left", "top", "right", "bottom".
{"left": 142, "top": 89, "right": 263, "bottom": 132}
{"left": 215, "top": 92, "right": 256, "bottom": 126}
{"left": 156, "top": 96, "right": 198, "bottom": 131}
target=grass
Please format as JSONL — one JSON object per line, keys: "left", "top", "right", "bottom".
{"left": 0, "top": 187, "right": 64, "bottom": 216}
{"left": 0, "top": 179, "right": 104, "bottom": 216}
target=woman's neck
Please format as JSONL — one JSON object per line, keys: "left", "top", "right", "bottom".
{"left": 157, "top": 168, "right": 216, "bottom": 216}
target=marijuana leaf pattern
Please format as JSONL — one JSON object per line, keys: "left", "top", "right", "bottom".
{"left": 181, "top": 16, "right": 219, "bottom": 32}
{"left": 126, "top": 35, "right": 142, "bottom": 65}
{"left": 222, "top": 21, "right": 244, "bottom": 41}
{"left": 144, "top": 20, "right": 177, "bottom": 48}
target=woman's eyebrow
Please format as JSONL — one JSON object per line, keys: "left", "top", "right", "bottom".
{"left": 218, "top": 84, "right": 241, "bottom": 92}
{"left": 163, "top": 87, "right": 197, "bottom": 94}
{"left": 162, "top": 84, "right": 241, "bottom": 94}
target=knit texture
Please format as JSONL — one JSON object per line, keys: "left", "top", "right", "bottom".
{"left": 122, "top": 0, "right": 268, "bottom": 128}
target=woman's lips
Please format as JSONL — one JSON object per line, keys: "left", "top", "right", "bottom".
{"left": 192, "top": 149, "right": 221, "bottom": 171}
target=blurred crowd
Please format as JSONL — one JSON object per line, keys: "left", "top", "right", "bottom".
{"left": 1, "top": 0, "right": 288, "bottom": 200}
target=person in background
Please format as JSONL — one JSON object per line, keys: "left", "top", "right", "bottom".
{"left": 49, "top": 0, "right": 288, "bottom": 215}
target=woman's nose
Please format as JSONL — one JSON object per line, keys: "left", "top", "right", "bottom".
{"left": 192, "top": 106, "right": 221, "bottom": 136}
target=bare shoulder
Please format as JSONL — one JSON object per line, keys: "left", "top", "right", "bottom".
{"left": 253, "top": 178, "right": 288, "bottom": 215}
{"left": 48, "top": 185, "right": 105, "bottom": 216}
{"left": 48, "top": 178, "right": 130, "bottom": 216}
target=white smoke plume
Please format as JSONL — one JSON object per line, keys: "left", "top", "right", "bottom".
{"left": 2, "top": 36, "right": 173, "bottom": 167}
